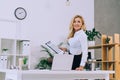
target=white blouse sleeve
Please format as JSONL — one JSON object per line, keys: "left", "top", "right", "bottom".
{"left": 79, "top": 32, "right": 88, "bottom": 66}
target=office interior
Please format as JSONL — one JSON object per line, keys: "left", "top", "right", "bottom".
{"left": 0, "top": 0, "right": 120, "bottom": 80}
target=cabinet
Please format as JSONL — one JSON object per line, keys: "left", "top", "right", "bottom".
{"left": 0, "top": 37, "right": 30, "bottom": 70}
{"left": 88, "top": 33, "right": 120, "bottom": 80}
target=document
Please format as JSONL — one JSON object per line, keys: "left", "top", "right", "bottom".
{"left": 45, "top": 41, "right": 64, "bottom": 54}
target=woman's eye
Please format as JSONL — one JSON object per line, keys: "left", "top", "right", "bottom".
{"left": 78, "top": 21, "right": 80, "bottom": 23}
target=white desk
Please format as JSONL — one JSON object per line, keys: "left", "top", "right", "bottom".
{"left": 0, "top": 69, "right": 115, "bottom": 80}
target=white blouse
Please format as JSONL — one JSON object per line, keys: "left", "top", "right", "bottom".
{"left": 68, "top": 30, "right": 88, "bottom": 66}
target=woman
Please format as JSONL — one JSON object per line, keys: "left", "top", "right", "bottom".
{"left": 60, "top": 15, "right": 88, "bottom": 70}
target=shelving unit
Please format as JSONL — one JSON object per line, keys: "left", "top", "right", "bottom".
{"left": 0, "top": 37, "right": 30, "bottom": 70}
{"left": 88, "top": 33, "right": 120, "bottom": 80}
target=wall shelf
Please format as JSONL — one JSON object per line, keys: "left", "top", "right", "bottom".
{"left": 88, "top": 45, "right": 101, "bottom": 49}
{"left": 88, "top": 33, "right": 120, "bottom": 80}
{"left": 88, "top": 43, "right": 116, "bottom": 49}
{"left": 0, "top": 37, "right": 30, "bottom": 70}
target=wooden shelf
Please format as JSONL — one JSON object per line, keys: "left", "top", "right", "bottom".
{"left": 101, "top": 61, "right": 115, "bottom": 63}
{"left": 87, "top": 60, "right": 115, "bottom": 63}
{"left": 88, "top": 43, "right": 116, "bottom": 49}
{"left": 88, "top": 45, "right": 101, "bottom": 49}
{"left": 101, "top": 34, "right": 120, "bottom": 79}
{"left": 110, "top": 78, "right": 115, "bottom": 80}
{"left": 88, "top": 34, "right": 120, "bottom": 79}
{"left": 118, "top": 43, "right": 120, "bottom": 46}
{"left": 102, "top": 43, "right": 116, "bottom": 47}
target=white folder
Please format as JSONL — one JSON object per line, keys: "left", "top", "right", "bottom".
{"left": 45, "top": 41, "right": 64, "bottom": 54}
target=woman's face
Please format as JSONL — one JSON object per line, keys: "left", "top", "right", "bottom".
{"left": 73, "top": 17, "right": 82, "bottom": 32}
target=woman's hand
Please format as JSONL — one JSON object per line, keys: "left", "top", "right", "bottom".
{"left": 59, "top": 47, "right": 67, "bottom": 52}
{"left": 75, "top": 66, "right": 84, "bottom": 71}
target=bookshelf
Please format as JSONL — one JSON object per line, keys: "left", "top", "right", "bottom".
{"left": 0, "top": 37, "right": 30, "bottom": 70}
{"left": 88, "top": 33, "right": 120, "bottom": 80}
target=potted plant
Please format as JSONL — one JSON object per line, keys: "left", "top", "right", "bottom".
{"left": 2, "top": 48, "right": 9, "bottom": 54}
{"left": 22, "top": 57, "right": 28, "bottom": 70}
{"left": 85, "top": 28, "right": 101, "bottom": 41}
{"left": 35, "top": 45, "right": 54, "bottom": 69}
{"left": 85, "top": 28, "right": 101, "bottom": 46}
{"left": 105, "top": 36, "right": 110, "bottom": 44}
{"left": 23, "top": 57, "right": 28, "bottom": 65}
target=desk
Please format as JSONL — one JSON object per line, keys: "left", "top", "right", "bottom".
{"left": 0, "top": 69, "right": 115, "bottom": 80}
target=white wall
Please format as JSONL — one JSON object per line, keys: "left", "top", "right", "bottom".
{"left": 0, "top": 0, "right": 94, "bottom": 69}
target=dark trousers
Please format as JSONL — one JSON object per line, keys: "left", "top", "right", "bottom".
{"left": 71, "top": 54, "right": 82, "bottom": 70}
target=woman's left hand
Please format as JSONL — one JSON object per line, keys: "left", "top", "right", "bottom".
{"left": 75, "top": 66, "right": 84, "bottom": 71}
{"left": 59, "top": 47, "right": 67, "bottom": 52}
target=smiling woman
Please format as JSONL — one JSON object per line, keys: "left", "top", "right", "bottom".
{"left": 60, "top": 15, "right": 88, "bottom": 71}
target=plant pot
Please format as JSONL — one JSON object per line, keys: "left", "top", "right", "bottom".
{"left": 22, "top": 64, "right": 28, "bottom": 70}
{"left": 88, "top": 41, "right": 95, "bottom": 60}
{"left": 47, "top": 57, "right": 53, "bottom": 64}
{"left": 2, "top": 51, "right": 8, "bottom": 54}
{"left": 88, "top": 41, "right": 95, "bottom": 46}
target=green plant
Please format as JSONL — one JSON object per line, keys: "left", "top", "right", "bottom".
{"left": 85, "top": 28, "right": 101, "bottom": 41}
{"left": 40, "top": 45, "right": 53, "bottom": 58}
{"left": 2, "top": 48, "right": 8, "bottom": 51}
{"left": 105, "top": 36, "right": 110, "bottom": 44}
{"left": 35, "top": 57, "right": 52, "bottom": 69}
{"left": 23, "top": 57, "right": 28, "bottom": 65}
{"left": 22, "top": 57, "right": 29, "bottom": 70}
{"left": 35, "top": 45, "right": 53, "bottom": 69}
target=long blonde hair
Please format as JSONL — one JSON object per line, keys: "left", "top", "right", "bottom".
{"left": 67, "top": 15, "right": 86, "bottom": 39}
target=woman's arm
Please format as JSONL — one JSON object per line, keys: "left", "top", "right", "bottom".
{"left": 76, "top": 31, "right": 88, "bottom": 70}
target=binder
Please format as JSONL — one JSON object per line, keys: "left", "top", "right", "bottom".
{"left": 3, "top": 56, "right": 8, "bottom": 69}
{"left": 20, "top": 40, "right": 30, "bottom": 55}
{"left": 45, "top": 41, "right": 64, "bottom": 54}
{"left": 0, "top": 56, "right": 4, "bottom": 69}
{"left": 0, "top": 56, "right": 7, "bottom": 69}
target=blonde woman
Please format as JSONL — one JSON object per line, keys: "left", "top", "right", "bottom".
{"left": 60, "top": 15, "right": 88, "bottom": 70}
